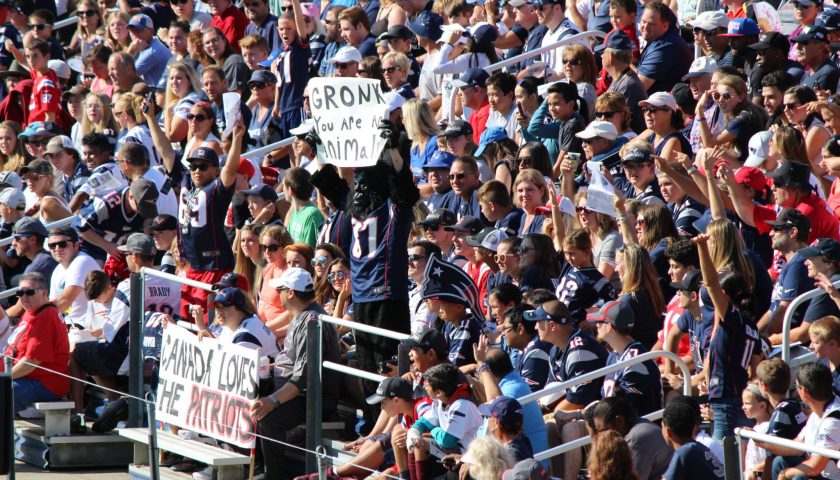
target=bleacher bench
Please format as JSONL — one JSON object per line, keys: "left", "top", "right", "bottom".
{"left": 34, "top": 401, "right": 75, "bottom": 436}
{"left": 119, "top": 427, "right": 251, "bottom": 480}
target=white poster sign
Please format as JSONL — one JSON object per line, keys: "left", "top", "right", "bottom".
{"left": 586, "top": 161, "right": 618, "bottom": 218}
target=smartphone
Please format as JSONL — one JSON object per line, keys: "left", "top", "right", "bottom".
{"left": 142, "top": 89, "right": 154, "bottom": 114}
{"left": 517, "top": 102, "right": 526, "bottom": 117}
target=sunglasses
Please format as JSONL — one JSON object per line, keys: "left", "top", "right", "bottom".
{"left": 562, "top": 58, "right": 581, "bottom": 66}
{"left": 261, "top": 243, "right": 282, "bottom": 252}
{"left": 793, "top": 1, "right": 813, "bottom": 8}
{"left": 327, "top": 271, "right": 347, "bottom": 282}
{"left": 714, "top": 91, "right": 734, "bottom": 101}
{"left": 280, "top": 5, "right": 292, "bottom": 10}
{"left": 408, "top": 253, "right": 427, "bottom": 262}
{"left": 13, "top": 234, "right": 32, "bottom": 242}
{"left": 784, "top": 103, "right": 801, "bottom": 110}
{"left": 188, "top": 163, "right": 212, "bottom": 172}
{"left": 83, "top": 73, "right": 96, "bottom": 79}
{"left": 383, "top": 66, "right": 400, "bottom": 74}
{"left": 334, "top": 62, "right": 353, "bottom": 70}
{"left": 311, "top": 255, "right": 329, "bottom": 266}
{"left": 517, "top": 156, "right": 533, "bottom": 165}
{"left": 19, "top": 288, "right": 41, "bottom": 297}
{"left": 595, "top": 111, "right": 616, "bottom": 119}
{"left": 187, "top": 113, "right": 208, "bottom": 122}
{"left": 47, "top": 240, "right": 71, "bottom": 250}
{"left": 636, "top": 218, "right": 647, "bottom": 226}
{"left": 77, "top": 9, "right": 97, "bottom": 17}
{"left": 642, "top": 106, "right": 666, "bottom": 114}
{"left": 494, "top": 253, "right": 518, "bottom": 262}
{"left": 250, "top": 82, "right": 269, "bottom": 90}
{"left": 581, "top": 138, "right": 601, "bottom": 144}
{"left": 358, "top": 69, "right": 368, "bottom": 74}
{"left": 29, "top": 24, "right": 48, "bottom": 30}
{"left": 28, "top": 139, "right": 49, "bottom": 146}
{"left": 324, "top": 19, "right": 337, "bottom": 25}
{"left": 169, "top": 0, "right": 189, "bottom": 4}
{"left": 575, "top": 206, "right": 592, "bottom": 214}
{"left": 449, "top": 173, "right": 466, "bottom": 181}
{"left": 422, "top": 224, "right": 442, "bottom": 232}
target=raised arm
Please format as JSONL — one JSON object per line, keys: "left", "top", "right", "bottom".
{"left": 220, "top": 121, "right": 246, "bottom": 188}
{"left": 142, "top": 97, "right": 177, "bottom": 173}
{"left": 694, "top": 234, "right": 728, "bottom": 328}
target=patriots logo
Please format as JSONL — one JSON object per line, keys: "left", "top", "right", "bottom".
{"left": 422, "top": 254, "right": 485, "bottom": 323}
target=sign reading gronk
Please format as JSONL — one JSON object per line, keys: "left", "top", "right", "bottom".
{"left": 309, "top": 77, "right": 387, "bottom": 168}
{"left": 156, "top": 326, "right": 259, "bottom": 448}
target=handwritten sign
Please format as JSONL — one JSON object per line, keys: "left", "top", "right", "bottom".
{"left": 308, "top": 77, "right": 387, "bottom": 168}
{"left": 156, "top": 325, "right": 259, "bottom": 448}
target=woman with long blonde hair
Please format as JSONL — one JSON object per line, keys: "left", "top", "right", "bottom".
{"left": 163, "top": 61, "right": 203, "bottom": 144}
{"left": 403, "top": 98, "right": 440, "bottom": 184}
{"left": 0, "top": 121, "right": 27, "bottom": 172}
{"left": 706, "top": 219, "right": 755, "bottom": 292}
{"left": 513, "top": 168, "right": 549, "bottom": 235}
{"left": 574, "top": 189, "right": 622, "bottom": 289}
{"left": 81, "top": 93, "right": 118, "bottom": 137}
{"left": 113, "top": 93, "right": 160, "bottom": 168}
{"left": 587, "top": 431, "right": 640, "bottom": 480}
{"left": 257, "top": 225, "right": 294, "bottom": 337}
{"left": 105, "top": 11, "right": 130, "bottom": 52}
{"left": 617, "top": 243, "right": 665, "bottom": 348}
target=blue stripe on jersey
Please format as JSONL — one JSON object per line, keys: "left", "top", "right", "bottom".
{"left": 114, "top": 289, "right": 130, "bottom": 307}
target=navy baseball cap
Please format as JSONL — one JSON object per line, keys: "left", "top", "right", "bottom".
{"left": 450, "top": 68, "right": 490, "bottom": 89}
{"left": 792, "top": 25, "right": 829, "bottom": 43}
{"left": 419, "top": 208, "right": 457, "bottom": 227}
{"left": 379, "top": 25, "right": 413, "bottom": 40}
{"left": 408, "top": 10, "right": 443, "bottom": 40}
{"left": 441, "top": 119, "right": 474, "bottom": 138}
{"left": 366, "top": 377, "right": 414, "bottom": 404}
{"left": 247, "top": 69, "right": 278, "bottom": 86}
{"left": 242, "top": 184, "right": 279, "bottom": 202}
{"left": 187, "top": 147, "right": 220, "bottom": 166}
{"left": 523, "top": 301, "right": 572, "bottom": 324}
{"left": 469, "top": 24, "right": 499, "bottom": 51}
{"left": 594, "top": 30, "right": 634, "bottom": 53}
{"left": 213, "top": 287, "right": 248, "bottom": 309}
{"left": 800, "top": 238, "right": 840, "bottom": 262}
{"left": 213, "top": 272, "right": 250, "bottom": 291}
{"left": 423, "top": 150, "right": 456, "bottom": 170}
{"left": 670, "top": 268, "right": 703, "bottom": 292}
{"left": 817, "top": 8, "right": 840, "bottom": 31}
{"left": 621, "top": 146, "right": 653, "bottom": 164}
{"left": 400, "top": 327, "right": 449, "bottom": 354}
{"left": 478, "top": 396, "right": 524, "bottom": 429}
{"left": 586, "top": 299, "right": 635, "bottom": 330}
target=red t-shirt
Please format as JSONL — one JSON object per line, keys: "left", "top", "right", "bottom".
{"left": 753, "top": 194, "right": 840, "bottom": 243}
{"left": 828, "top": 177, "right": 840, "bottom": 222}
{"left": 211, "top": 4, "right": 249, "bottom": 53}
{"left": 3, "top": 304, "right": 70, "bottom": 397}
{"left": 659, "top": 294, "right": 691, "bottom": 361}
{"left": 469, "top": 101, "right": 491, "bottom": 145}
{"left": 28, "top": 68, "right": 61, "bottom": 127}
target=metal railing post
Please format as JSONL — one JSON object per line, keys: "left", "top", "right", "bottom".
{"left": 722, "top": 436, "right": 739, "bottom": 480}
{"left": 146, "top": 395, "right": 159, "bottom": 480}
{"left": 128, "top": 273, "right": 144, "bottom": 427}
{"left": 305, "top": 318, "right": 322, "bottom": 473}
{"left": 2, "top": 357, "right": 14, "bottom": 480}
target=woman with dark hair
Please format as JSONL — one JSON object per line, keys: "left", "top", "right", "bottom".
{"left": 313, "top": 243, "right": 345, "bottom": 306}
{"left": 616, "top": 243, "right": 665, "bottom": 349}
{"left": 784, "top": 85, "right": 832, "bottom": 184}
{"left": 324, "top": 258, "right": 353, "bottom": 320}
{"left": 434, "top": 23, "right": 500, "bottom": 74}
{"left": 515, "top": 76, "right": 543, "bottom": 144}
{"left": 357, "top": 56, "right": 386, "bottom": 91}
{"left": 639, "top": 92, "right": 691, "bottom": 161}
{"left": 517, "top": 233, "right": 560, "bottom": 291}
{"left": 527, "top": 81, "right": 587, "bottom": 174}
{"left": 515, "top": 142, "right": 552, "bottom": 179}
{"left": 201, "top": 27, "right": 249, "bottom": 94}
{"left": 696, "top": 74, "right": 769, "bottom": 163}
{"left": 480, "top": 134, "right": 519, "bottom": 192}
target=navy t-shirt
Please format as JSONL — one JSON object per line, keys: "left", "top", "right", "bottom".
{"left": 663, "top": 441, "right": 725, "bottom": 480}
{"left": 637, "top": 27, "right": 692, "bottom": 93}
{"left": 357, "top": 34, "right": 377, "bottom": 57}
{"left": 620, "top": 292, "right": 660, "bottom": 350}
{"left": 803, "top": 273, "right": 840, "bottom": 323}
{"left": 548, "top": 328, "right": 608, "bottom": 405}
{"left": 518, "top": 335, "right": 552, "bottom": 391}
{"left": 676, "top": 309, "right": 712, "bottom": 372}
{"left": 443, "top": 314, "right": 483, "bottom": 366}
{"left": 770, "top": 252, "right": 814, "bottom": 328}
{"left": 803, "top": 60, "right": 840, "bottom": 92}
{"left": 725, "top": 110, "right": 764, "bottom": 163}
{"left": 519, "top": 266, "right": 556, "bottom": 292}
{"left": 707, "top": 304, "right": 761, "bottom": 402}
{"left": 497, "top": 208, "right": 524, "bottom": 233}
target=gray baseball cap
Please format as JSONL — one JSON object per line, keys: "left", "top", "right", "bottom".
{"left": 129, "top": 178, "right": 159, "bottom": 219}
{"left": 0, "top": 188, "right": 25, "bottom": 211}
{"left": 117, "top": 233, "right": 157, "bottom": 256}
{"left": 13, "top": 217, "right": 48, "bottom": 238}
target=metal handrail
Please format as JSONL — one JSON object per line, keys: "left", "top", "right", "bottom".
{"left": 0, "top": 215, "right": 78, "bottom": 248}
{"left": 55, "top": 16, "right": 79, "bottom": 29}
{"left": 0, "top": 287, "right": 19, "bottom": 300}
{"left": 483, "top": 30, "right": 608, "bottom": 73}
{"left": 781, "top": 279, "right": 840, "bottom": 363}
{"left": 324, "top": 360, "right": 385, "bottom": 383}
{"left": 242, "top": 136, "right": 296, "bottom": 160}
{"left": 735, "top": 427, "right": 840, "bottom": 467}
{"left": 140, "top": 266, "right": 214, "bottom": 292}
{"left": 318, "top": 314, "right": 412, "bottom": 341}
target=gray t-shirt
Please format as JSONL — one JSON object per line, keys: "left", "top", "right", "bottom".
{"left": 625, "top": 419, "right": 674, "bottom": 480}
{"left": 594, "top": 229, "right": 623, "bottom": 292}
{"left": 608, "top": 69, "right": 648, "bottom": 134}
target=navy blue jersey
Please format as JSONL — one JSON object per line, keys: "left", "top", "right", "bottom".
{"left": 548, "top": 328, "right": 608, "bottom": 405}
{"left": 518, "top": 335, "right": 552, "bottom": 391}
{"left": 555, "top": 264, "right": 615, "bottom": 325}
{"left": 707, "top": 304, "right": 760, "bottom": 402}
{"left": 669, "top": 196, "right": 704, "bottom": 237}
{"left": 621, "top": 292, "right": 660, "bottom": 350}
{"left": 770, "top": 252, "right": 813, "bottom": 327}
{"left": 766, "top": 398, "right": 807, "bottom": 460}
{"left": 663, "top": 441, "right": 724, "bottom": 480}
{"left": 177, "top": 174, "right": 235, "bottom": 271}
{"left": 275, "top": 36, "right": 310, "bottom": 114}
{"left": 443, "top": 314, "right": 482, "bottom": 366}
{"left": 519, "top": 266, "right": 557, "bottom": 292}
{"left": 676, "top": 309, "right": 712, "bottom": 373}
{"left": 318, "top": 209, "right": 353, "bottom": 260}
{"left": 0, "top": 23, "right": 22, "bottom": 69}
{"left": 350, "top": 199, "right": 414, "bottom": 302}
{"left": 427, "top": 189, "right": 457, "bottom": 214}
{"left": 451, "top": 190, "right": 489, "bottom": 224}
{"left": 63, "top": 161, "right": 91, "bottom": 202}
{"left": 75, "top": 188, "right": 150, "bottom": 260}
{"left": 650, "top": 238, "right": 675, "bottom": 301}
{"left": 496, "top": 208, "right": 524, "bottom": 234}
{"left": 803, "top": 273, "right": 840, "bottom": 324}
{"left": 602, "top": 341, "right": 662, "bottom": 415}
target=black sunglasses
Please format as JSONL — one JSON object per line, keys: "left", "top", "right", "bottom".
{"left": 383, "top": 66, "right": 400, "bottom": 74}
{"left": 575, "top": 206, "right": 592, "bottom": 214}
{"left": 595, "top": 111, "right": 616, "bottom": 119}
{"left": 449, "top": 173, "right": 466, "bottom": 181}
{"left": 13, "top": 234, "right": 32, "bottom": 241}
{"left": 19, "top": 288, "right": 41, "bottom": 297}
{"left": 83, "top": 73, "right": 96, "bottom": 79}
{"left": 422, "top": 224, "right": 442, "bottom": 231}
{"left": 29, "top": 24, "right": 48, "bottom": 30}
{"left": 47, "top": 240, "right": 70, "bottom": 250}
{"left": 261, "top": 243, "right": 282, "bottom": 252}
{"left": 517, "top": 156, "right": 533, "bottom": 164}
{"left": 77, "top": 9, "right": 96, "bottom": 16}
{"left": 188, "top": 163, "right": 211, "bottom": 172}
{"left": 334, "top": 62, "right": 353, "bottom": 70}
{"left": 784, "top": 103, "right": 800, "bottom": 110}
{"left": 187, "top": 113, "right": 208, "bottom": 122}
{"left": 169, "top": 0, "right": 188, "bottom": 4}
{"left": 408, "top": 253, "right": 427, "bottom": 262}
{"left": 642, "top": 106, "right": 666, "bottom": 114}
{"left": 249, "top": 82, "right": 267, "bottom": 90}
{"left": 562, "top": 58, "right": 580, "bottom": 66}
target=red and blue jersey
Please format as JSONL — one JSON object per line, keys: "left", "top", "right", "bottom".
{"left": 555, "top": 263, "right": 616, "bottom": 326}
{"left": 75, "top": 188, "right": 149, "bottom": 260}
{"left": 443, "top": 314, "right": 483, "bottom": 367}
{"left": 707, "top": 304, "right": 761, "bottom": 402}
{"left": 274, "top": 36, "right": 310, "bottom": 114}
{"left": 602, "top": 341, "right": 662, "bottom": 416}
{"left": 349, "top": 199, "right": 414, "bottom": 302}
{"left": 548, "top": 328, "right": 608, "bottom": 405}
{"left": 676, "top": 309, "right": 712, "bottom": 373}
{"left": 177, "top": 175, "right": 235, "bottom": 271}
{"left": 766, "top": 398, "right": 807, "bottom": 460}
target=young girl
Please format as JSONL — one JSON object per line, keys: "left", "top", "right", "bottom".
{"left": 555, "top": 228, "right": 616, "bottom": 325}
{"left": 741, "top": 383, "right": 772, "bottom": 480}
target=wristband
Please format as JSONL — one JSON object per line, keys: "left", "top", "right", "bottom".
{"left": 477, "top": 363, "right": 491, "bottom": 374}
{"left": 686, "top": 166, "right": 699, "bottom": 176}
{"left": 269, "top": 393, "right": 279, "bottom": 406}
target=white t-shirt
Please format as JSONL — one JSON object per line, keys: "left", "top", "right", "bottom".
{"left": 143, "top": 167, "right": 179, "bottom": 217}
{"left": 421, "top": 397, "right": 483, "bottom": 454}
{"left": 486, "top": 106, "right": 519, "bottom": 140}
{"left": 50, "top": 252, "right": 101, "bottom": 329}
{"left": 799, "top": 399, "right": 840, "bottom": 478}
{"left": 540, "top": 18, "right": 583, "bottom": 76}
{"left": 419, "top": 48, "right": 446, "bottom": 102}
{"left": 217, "top": 315, "right": 280, "bottom": 358}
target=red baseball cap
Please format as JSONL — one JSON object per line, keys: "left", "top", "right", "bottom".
{"left": 734, "top": 166, "right": 768, "bottom": 191}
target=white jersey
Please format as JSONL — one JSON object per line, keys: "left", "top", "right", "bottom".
{"left": 540, "top": 18, "right": 583, "bottom": 75}
{"left": 420, "top": 397, "right": 483, "bottom": 454}
{"left": 49, "top": 252, "right": 101, "bottom": 328}
{"left": 217, "top": 315, "right": 280, "bottom": 358}
{"left": 107, "top": 273, "right": 181, "bottom": 343}
{"left": 78, "top": 162, "right": 128, "bottom": 199}
{"left": 118, "top": 124, "right": 161, "bottom": 168}
{"left": 143, "top": 166, "right": 179, "bottom": 217}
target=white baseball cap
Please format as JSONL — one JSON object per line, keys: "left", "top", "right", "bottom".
{"left": 0, "top": 187, "right": 24, "bottom": 210}
{"left": 0, "top": 171, "right": 22, "bottom": 191}
{"left": 744, "top": 131, "right": 773, "bottom": 168}
{"left": 682, "top": 56, "right": 718, "bottom": 81}
{"left": 688, "top": 10, "right": 729, "bottom": 31}
{"left": 639, "top": 92, "right": 678, "bottom": 111}
{"left": 289, "top": 119, "right": 315, "bottom": 136}
{"left": 329, "top": 46, "right": 362, "bottom": 64}
{"left": 48, "top": 60, "right": 71, "bottom": 80}
{"left": 269, "top": 267, "right": 315, "bottom": 292}
{"left": 575, "top": 120, "right": 618, "bottom": 141}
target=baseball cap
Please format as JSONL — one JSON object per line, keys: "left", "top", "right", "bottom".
{"left": 688, "top": 10, "right": 729, "bottom": 31}
{"left": 150, "top": 214, "right": 177, "bottom": 232}
{"left": 478, "top": 396, "right": 524, "bottom": 429}
{"left": 621, "top": 146, "right": 653, "bottom": 164}
{"left": 247, "top": 69, "right": 278, "bottom": 86}
{"left": 766, "top": 159, "right": 812, "bottom": 191}
{"left": 117, "top": 233, "right": 157, "bottom": 256}
{"left": 449, "top": 68, "right": 490, "bottom": 89}
{"left": 289, "top": 119, "right": 316, "bottom": 136}
{"left": 800, "top": 238, "right": 840, "bottom": 261}
{"left": 419, "top": 208, "right": 457, "bottom": 228}
{"left": 765, "top": 208, "right": 812, "bottom": 236}
{"left": 734, "top": 166, "right": 768, "bottom": 192}
{"left": 469, "top": 23, "right": 499, "bottom": 51}
{"left": 817, "top": 8, "right": 840, "bottom": 31}
{"left": 400, "top": 327, "right": 449, "bottom": 354}
{"left": 62, "top": 84, "right": 90, "bottom": 100}
{"left": 682, "top": 56, "right": 718, "bottom": 81}
{"left": 19, "top": 121, "right": 62, "bottom": 139}
{"left": 639, "top": 92, "right": 677, "bottom": 111}
{"left": 383, "top": 91, "right": 406, "bottom": 116}
{"left": 48, "top": 60, "right": 71, "bottom": 80}
{"left": 502, "top": 459, "right": 550, "bottom": 480}
{"left": 586, "top": 299, "right": 635, "bottom": 330}
{"left": 594, "top": 30, "right": 634, "bottom": 53}
{"left": 129, "top": 178, "right": 160, "bottom": 219}
{"left": 128, "top": 13, "right": 153, "bottom": 30}
{"left": 671, "top": 83, "right": 697, "bottom": 113}
{"left": 796, "top": 0, "right": 823, "bottom": 7}
{"left": 744, "top": 131, "right": 773, "bottom": 167}
{"left": 0, "top": 172, "right": 22, "bottom": 190}
{"left": 408, "top": 10, "right": 443, "bottom": 40}
{"left": 474, "top": 126, "right": 508, "bottom": 157}
{"left": 749, "top": 32, "right": 790, "bottom": 52}
{"left": 792, "top": 25, "right": 829, "bottom": 43}
{"left": 423, "top": 151, "right": 456, "bottom": 170}
{"left": 19, "top": 158, "right": 52, "bottom": 176}
{"left": 45, "top": 135, "right": 74, "bottom": 155}
{"left": 523, "top": 300, "right": 572, "bottom": 324}
{"left": 237, "top": 159, "right": 256, "bottom": 179}
{"left": 0, "top": 188, "right": 25, "bottom": 210}
{"left": 329, "top": 46, "right": 362, "bottom": 64}
{"left": 719, "top": 18, "right": 760, "bottom": 37}
{"left": 379, "top": 25, "right": 413, "bottom": 41}
{"left": 242, "top": 184, "right": 279, "bottom": 202}
{"left": 670, "top": 268, "right": 703, "bottom": 292}
{"left": 441, "top": 119, "right": 474, "bottom": 138}
{"left": 366, "top": 377, "right": 414, "bottom": 404}
{"left": 13, "top": 216, "right": 48, "bottom": 237}
{"left": 444, "top": 215, "right": 484, "bottom": 234}
{"left": 465, "top": 227, "right": 509, "bottom": 251}
{"left": 575, "top": 120, "right": 618, "bottom": 141}
{"left": 269, "top": 267, "right": 315, "bottom": 292}
{"left": 213, "top": 272, "right": 250, "bottom": 292}
{"left": 213, "top": 287, "right": 248, "bottom": 309}
{"left": 187, "top": 146, "right": 220, "bottom": 166}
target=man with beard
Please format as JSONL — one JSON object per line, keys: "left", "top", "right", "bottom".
{"left": 748, "top": 32, "right": 803, "bottom": 104}
{"left": 318, "top": 5, "right": 347, "bottom": 77}
{"left": 759, "top": 70, "right": 796, "bottom": 129}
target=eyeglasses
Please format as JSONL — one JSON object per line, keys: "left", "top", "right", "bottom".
{"left": 187, "top": 113, "right": 208, "bottom": 122}
{"left": 562, "top": 58, "right": 580, "bottom": 66}
{"left": 327, "top": 271, "right": 347, "bottom": 282}
{"left": 422, "top": 224, "right": 442, "bottom": 232}
{"left": 575, "top": 206, "right": 592, "bottom": 214}
{"left": 169, "top": 0, "right": 188, "bottom": 4}
{"left": 382, "top": 66, "right": 400, "bottom": 74}
{"left": 693, "top": 27, "right": 717, "bottom": 36}
{"left": 517, "top": 156, "right": 533, "bottom": 165}
{"left": 47, "top": 240, "right": 70, "bottom": 250}
{"left": 188, "top": 163, "right": 211, "bottom": 171}
{"left": 714, "top": 91, "right": 734, "bottom": 101}
{"left": 517, "top": 246, "right": 534, "bottom": 254}
{"left": 784, "top": 103, "right": 800, "bottom": 110}
{"left": 581, "top": 138, "right": 601, "bottom": 144}
{"left": 324, "top": 19, "right": 337, "bottom": 25}
{"left": 642, "top": 106, "right": 666, "bottom": 114}
{"left": 334, "top": 62, "right": 353, "bottom": 70}
{"left": 494, "top": 253, "right": 518, "bottom": 262}
{"left": 280, "top": 5, "right": 292, "bottom": 10}
{"left": 28, "top": 24, "right": 48, "bottom": 30}
{"left": 449, "top": 173, "right": 466, "bottom": 181}
{"left": 77, "top": 9, "right": 97, "bottom": 17}
{"left": 261, "top": 243, "right": 282, "bottom": 252}
{"left": 595, "top": 111, "right": 616, "bottom": 119}
{"left": 19, "top": 288, "right": 41, "bottom": 297}
{"left": 357, "top": 69, "right": 368, "bottom": 74}
{"left": 408, "top": 253, "right": 427, "bottom": 262}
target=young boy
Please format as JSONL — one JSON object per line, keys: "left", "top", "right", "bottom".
{"left": 24, "top": 37, "right": 60, "bottom": 126}
{"left": 485, "top": 72, "right": 519, "bottom": 140}
{"left": 810, "top": 316, "right": 840, "bottom": 397}
{"left": 756, "top": 358, "right": 808, "bottom": 478}
{"left": 238, "top": 34, "right": 270, "bottom": 71}
{"left": 660, "top": 240, "right": 699, "bottom": 371}
{"left": 27, "top": 9, "right": 64, "bottom": 60}
{"left": 661, "top": 396, "right": 725, "bottom": 480}
{"left": 477, "top": 180, "right": 523, "bottom": 233}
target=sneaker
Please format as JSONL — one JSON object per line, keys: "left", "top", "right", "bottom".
{"left": 178, "top": 430, "right": 219, "bottom": 447}
{"left": 17, "top": 406, "right": 44, "bottom": 419}
{"left": 192, "top": 466, "right": 213, "bottom": 480}
{"left": 92, "top": 397, "right": 129, "bottom": 433}
{"left": 70, "top": 414, "right": 87, "bottom": 434}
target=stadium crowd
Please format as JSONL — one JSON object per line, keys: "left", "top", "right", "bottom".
{"left": 4, "top": 0, "right": 840, "bottom": 478}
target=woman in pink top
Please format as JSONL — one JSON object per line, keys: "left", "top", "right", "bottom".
{"left": 257, "top": 225, "right": 293, "bottom": 338}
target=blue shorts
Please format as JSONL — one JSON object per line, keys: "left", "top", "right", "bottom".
{"left": 13, "top": 378, "right": 60, "bottom": 413}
